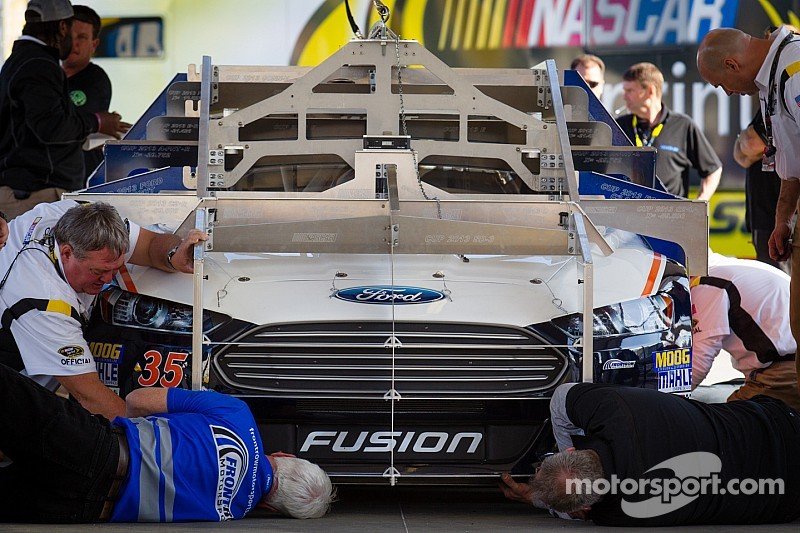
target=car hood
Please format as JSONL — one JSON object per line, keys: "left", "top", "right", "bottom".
{"left": 119, "top": 245, "right": 665, "bottom": 328}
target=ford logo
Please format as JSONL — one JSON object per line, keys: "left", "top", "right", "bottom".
{"left": 334, "top": 286, "right": 446, "bottom": 305}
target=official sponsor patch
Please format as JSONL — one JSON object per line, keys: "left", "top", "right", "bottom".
{"left": 58, "top": 345, "right": 84, "bottom": 358}
{"left": 795, "top": 94, "right": 800, "bottom": 108}
{"left": 652, "top": 347, "right": 692, "bottom": 394}
{"left": 602, "top": 358, "right": 637, "bottom": 371}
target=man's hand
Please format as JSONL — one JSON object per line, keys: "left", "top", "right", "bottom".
{"left": 96, "top": 111, "right": 132, "bottom": 139}
{"left": 769, "top": 222, "right": 793, "bottom": 262}
{"left": 169, "top": 229, "right": 209, "bottom": 273}
{"left": 0, "top": 216, "right": 8, "bottom": 250}
{"left": 499, "top": 473, "right": 534, "bottom": 504}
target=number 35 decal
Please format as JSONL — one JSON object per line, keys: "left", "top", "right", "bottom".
{"left": 138, "top": 350, "right": 189, "bottom": 388}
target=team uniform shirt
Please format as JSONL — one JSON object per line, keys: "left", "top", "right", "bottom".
{"left": 0, "top": 200, "right": 140, "bottom": 391}
{"left": 616, "top": 105, "right": 721, "bottom": 197}
{"left": 67, "top": 62, "right": 112, "bottom": 179}
{"left": 755, "top": 25, "right": 800, "bottom": 181}
{"left": 690, "top": 252, "right": 795, "bottom": 387}
{"left": 111, "top": 388, "right": 273, "bottom": 522}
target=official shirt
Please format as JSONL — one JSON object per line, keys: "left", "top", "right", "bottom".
{"left": 755, "top": 25, "right": 800, "bottom": 181}
{"left": 616, "top": 106, "right": 721, "bottom": 197}
{"left": 0, "top": 200, "right": 139, "bottom": 390}
{"left": 111, "top": 388, "right": 274, "bottom": 522}
{"left": 690, "top": 252, "right": 795, "bottom": 387}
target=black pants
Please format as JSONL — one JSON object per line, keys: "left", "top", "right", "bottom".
{"left": 753, "top": 229, "right": 791, "bottom": 275}
{"left": 0, "top": 363, "right": 119, "bottom": 523}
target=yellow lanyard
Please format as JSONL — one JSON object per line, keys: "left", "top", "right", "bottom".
{"left": 632, "top": 115, "right": 664, "bottom": 147}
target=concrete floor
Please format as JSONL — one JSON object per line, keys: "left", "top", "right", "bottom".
{"left": 3, "top": 485, "right": 798, "bottom": 531}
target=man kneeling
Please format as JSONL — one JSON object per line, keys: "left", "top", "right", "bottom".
{"left": 0, "top": 363, "right": 334, "bottom": 522}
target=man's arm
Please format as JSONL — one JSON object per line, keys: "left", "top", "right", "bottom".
{"left": 58, "top": 372, "right": 126, "bottom": 420}
{"left": 769, "top": 179, "right": 800, "bottom": 261}
{"left": 733, "top": 126, "right": 766, "bottom": 168}
{"left": 125, "top": 387, "right": 168, "bottom": 418}
{"left": 696, "top": 167, "right": 722, "bottom": 201}
{"left": 127, "top": 228, "right": 208, "bottom": 274}
{"left": 690, "top": 335, "right": 724, "bottom": 389}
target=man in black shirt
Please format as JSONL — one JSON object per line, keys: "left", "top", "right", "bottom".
{"left": 617, "top": 62, "right": 722, "bottom": 199}
{"left": 500, "top": 383, "right": 800, "bottom": 526}
{"left": 0, "top": 0, "right": 126, "bottom": 220}
{"left": 734, "top": 110, "right": 789, "bottom": 272}
{"left": 62, "top": 5, "right": 124, "bottom": 180}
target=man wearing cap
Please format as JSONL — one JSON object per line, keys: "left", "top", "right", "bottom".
{"left": 0, "top": 0, "right": 128, "bottom": 220}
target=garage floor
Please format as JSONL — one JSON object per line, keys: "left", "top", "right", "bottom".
{"left": 3, "top": 485, "right": 798, "bottom": 531}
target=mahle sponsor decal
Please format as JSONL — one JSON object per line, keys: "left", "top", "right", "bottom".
{"left": 334, "top": 286, "right": 446, "bottom": 305}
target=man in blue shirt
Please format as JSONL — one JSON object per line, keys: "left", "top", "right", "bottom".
{"left": 0, "top": 362, "right": 334, "bottom": 522}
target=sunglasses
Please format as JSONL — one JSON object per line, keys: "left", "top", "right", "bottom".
{"left": 586, "top": 80, "right": 601, "bottom": 88}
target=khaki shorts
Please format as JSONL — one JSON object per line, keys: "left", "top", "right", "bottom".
{"left": 728, "top": 360, "right": 800, "bottom": 412}
{"left": 0, "top": 186, "right": 68, "bottom": 221}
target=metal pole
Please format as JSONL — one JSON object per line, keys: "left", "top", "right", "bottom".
{"left": 573, "top": 212, "right": 594, "bottom": 382}
{"left": 191, "top": 208, "right": 207, "bottom": 390}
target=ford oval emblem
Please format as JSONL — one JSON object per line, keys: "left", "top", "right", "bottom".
{"left": 334, "top": 286, "right": 446, "bottom": 305}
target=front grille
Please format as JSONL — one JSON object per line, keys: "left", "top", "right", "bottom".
{"left": 213, "top": 322, "right": 567, "bottom": 398}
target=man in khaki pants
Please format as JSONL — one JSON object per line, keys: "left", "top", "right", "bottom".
{"left": 691, "top": 251, "right": 800, "bottom": 411}
{"left": 698, "top": 26, "right": 800, "bottom": 396}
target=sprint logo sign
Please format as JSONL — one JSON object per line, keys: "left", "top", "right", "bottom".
{"left": 652, "top": 348, "right": 692, "bottom": 395}
{"left": 211, "top": 425, "right": 250, "bottom": 520}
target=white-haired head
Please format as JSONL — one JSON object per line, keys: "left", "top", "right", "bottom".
{"left": 264, "top": 456, "right": 335, "bottom": 519}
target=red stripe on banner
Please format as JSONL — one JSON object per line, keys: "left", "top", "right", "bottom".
{"left": 502, "top": 0, "right": 520, "bottom": 48}
{"left": 516, "top": 0, "right": 535, "bottom": 48}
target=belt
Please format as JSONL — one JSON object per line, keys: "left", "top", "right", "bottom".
{"left": 99, "top": 428, "right": 130, "bottom": 522}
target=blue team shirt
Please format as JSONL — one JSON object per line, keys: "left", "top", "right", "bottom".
{"left": 110, "top": 388, "right": 273, "bottom": 522}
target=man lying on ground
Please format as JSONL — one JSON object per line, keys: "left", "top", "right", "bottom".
{"left": 0, "top": 362, "right": 335, "bottom": 522}
{"left": 500, "top": 383, "right": 800, "bottom": 526}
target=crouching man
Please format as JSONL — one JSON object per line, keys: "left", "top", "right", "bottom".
{"left": 0, "top": 362, "right": 335, "bottom": 522}
{"left": 500, "top": 383, "right": 800, "bottom": 526}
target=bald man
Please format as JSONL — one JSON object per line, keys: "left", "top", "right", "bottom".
{"left": 698, "top": 26, "right": 800, "bottom": 395}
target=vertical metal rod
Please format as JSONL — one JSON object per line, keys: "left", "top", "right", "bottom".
{"left": 197, "top": 56, "right": 213, "bottom": 197}
{"left": 191, "top": 208, "right": 207, "bottom": 390}
{"left": 545, "top": 59, "right": 581, "bottom": 202}
{"left": 573, "top": 212, "right": 594, "bottom": 383}
{"left": 581, "top": 260, "right": 594, "bottom": 382}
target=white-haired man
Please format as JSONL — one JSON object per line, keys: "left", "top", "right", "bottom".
{"left": 0, "top": 362, "right": 334, "bottom": 522}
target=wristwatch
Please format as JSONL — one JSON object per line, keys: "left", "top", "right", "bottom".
{"left": 166, "top": 244, "right": 180, "bottom": 270}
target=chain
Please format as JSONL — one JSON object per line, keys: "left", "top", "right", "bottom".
{"left": 393, "top": 38, "right": 442, "bottom": 219}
